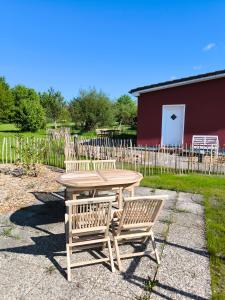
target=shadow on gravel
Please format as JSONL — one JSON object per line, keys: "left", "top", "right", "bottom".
{"left": 10, "top": 192, "right": 65, "bottom": 234}
{"left": 156, "top": 237, "right": 209, "bottom": 257}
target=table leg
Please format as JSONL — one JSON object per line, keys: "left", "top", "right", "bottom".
{"left": 118, "top": 187, "right": 123, "bottom": 209}
{"left": 66, "top": 189, "right": 78, "bottom": 201}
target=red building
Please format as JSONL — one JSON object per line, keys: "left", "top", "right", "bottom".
{"left": 129, "top": 70, "right": 225, "bottom": 147}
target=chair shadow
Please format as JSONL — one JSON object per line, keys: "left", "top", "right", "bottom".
{"left": 10, "top": 192, "right": 65, "bottom": 235}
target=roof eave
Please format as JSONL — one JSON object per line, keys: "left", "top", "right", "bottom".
{"left": 129, "top": 72, "right": 225, "bottom": 97}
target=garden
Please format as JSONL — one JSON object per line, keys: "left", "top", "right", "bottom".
{"left": 0, "top": 77, "right": 224, "bottom": 299}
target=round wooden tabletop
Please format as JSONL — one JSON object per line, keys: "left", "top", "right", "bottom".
{"left": 57, "top": 169, "right": 143, "bottom": 188}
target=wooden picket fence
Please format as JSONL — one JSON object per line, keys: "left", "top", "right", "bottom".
{"left": 0, "top": 136, "right": 65, "bottom": 169}
{"left": 65, "top": 137, "right": 225, "bottom": 176}
{"left": 1, "top": 136, "right": 225, "bottom": 176}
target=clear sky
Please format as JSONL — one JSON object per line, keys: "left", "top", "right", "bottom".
{"left": 1, "top": 0, "right": 225, "bottom": 100}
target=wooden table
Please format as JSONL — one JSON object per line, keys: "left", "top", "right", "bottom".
{"left": 57, "top": 169, "right": 143, "bottom": 209}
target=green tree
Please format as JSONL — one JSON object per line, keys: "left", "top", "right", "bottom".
{"left": 12, "top": 85, "right": 46, "bottom": 132}
{"left": 114, "top": 95, "right": 137, "bottom": 127}
{"left": 0, "top": 77, "right": 14, "bottom": 122}
{"left": 70, "top": 88, "right": 114, "bottom": 131}
{"left": 40, "top": 88, "right": 67, "bottom": 127}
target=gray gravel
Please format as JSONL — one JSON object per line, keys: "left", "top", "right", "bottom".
{"left": 0, "top": 187, "right": 211, "bottom": 300}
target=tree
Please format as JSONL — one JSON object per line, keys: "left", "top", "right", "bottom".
{"left": 70, "top": 88, "right": 114, "bottom": 131}
{"left": 12, "top": 85, "right": 46, "bottom": 132}
{"left": 0, "top": 77, "right": 14, "bottom": 122}
{"left": 40, "top": 88, "right": 67, "bottom": 127}
{"left": 114, "top": 95, "right": 137, "bottom": 127}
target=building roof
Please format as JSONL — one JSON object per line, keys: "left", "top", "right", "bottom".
{"left": 129, "top": 69, "right": 225, "bottom": 96}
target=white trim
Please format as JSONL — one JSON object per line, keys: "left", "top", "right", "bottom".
{"left": 131, "top": 73, "right": 225, "bottom": 96}
{"left": 161, "top": 104, "right": 186, "bottom": 146}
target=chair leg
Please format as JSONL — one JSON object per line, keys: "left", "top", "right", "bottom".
{"left": 150, "top": 232, "right": 160, "bottom": 264}
{"left": 107, "top": 240, "right": 115, "bottom": 273}
{"left": 114, "top": 238, "right": 122, "bottom": 271}
{"left": 142, "top": 235, "right": 150, "bottom": 244}
{"left": 130, "top": 186, "right": 135, "bottom": 197}
{"left": 66, "top": 244, "right": 72, "bottom": 281}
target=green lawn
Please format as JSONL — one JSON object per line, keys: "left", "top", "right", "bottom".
{"left": 0, "top": 123, "right": 46, "bottom": 137}
{"left": 141, "top": 173, "right": 225, "bottom": 300}
{"left": 0, "top": 123, "right": 137, "bottom": 139}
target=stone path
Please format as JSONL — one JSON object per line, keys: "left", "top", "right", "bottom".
{"left": 0, "top": 188, "right": 211, "bottom": 300}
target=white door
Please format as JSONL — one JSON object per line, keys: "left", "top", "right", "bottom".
{"left": 161, "top": 105, "right": 185, "bottom": 146}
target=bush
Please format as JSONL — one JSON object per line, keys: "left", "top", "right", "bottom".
{"left": 12, "top": 85, "right": 46, "bottom": 132}
{"left": 70, "top": 88, "right": 114, "bottom": 131}
{"left": 15, "top": 99, "right": 46, "bottom": 132}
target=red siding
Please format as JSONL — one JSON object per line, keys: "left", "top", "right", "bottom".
{"left": 137, "top": 77, "right": 225, "bottom": 146}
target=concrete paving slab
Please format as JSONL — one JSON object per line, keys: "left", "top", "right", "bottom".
{"left": 0, "top": 188, "right": 211, "bottom": 300}
{"left": 173, "top": 212, "right": 205, "bottom": 229}
{"left": 152, "top": 225, "right": 211, "bottom": 300}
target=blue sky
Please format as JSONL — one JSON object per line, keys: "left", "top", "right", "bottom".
{"left": 0, "top": 0, "right": 225, "bottom": 100}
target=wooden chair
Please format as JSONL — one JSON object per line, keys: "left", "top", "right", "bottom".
{"left": 112, "top": 195, "right": 167, "bottom": 271}
{"left": 65, "top": 160, "right": 91, "bottom": 172}
{"left": 65, "top": 196, "right": 115, "bottom": 281}
{"left": 92, "top": 159, "right": 116, "bottom": 170}
{"left": 64, "top": 160, "right": 92, "bottom": 199}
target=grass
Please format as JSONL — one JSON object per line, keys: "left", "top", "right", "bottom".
{"left": 141, "top": 173, "right": 225, "bottom": 299}
{"left": 144, "top": 276, "right": 158, "bottom": 292}
{"left": 1, "top": 226, "right": 20, "bottom": 240}
{"left": 0, "top": 123, "right": 137, "bottom": 139}
{"left": 45, "top": 265, "right": 56, "bottom": 275}
{"left": 0, "top": 123, "right": 46, "bottom": 137}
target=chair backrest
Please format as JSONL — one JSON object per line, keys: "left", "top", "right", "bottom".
{"left": 66, "top": 196, "right": 114, "bottom": 234}
{"left": 92, "top": 159, "right": 116, "bottom": 170}
{"left": 117, "top": 195, "right": 167, "bottom": 231}
{"left": 64, "top": 160, "right": 91, "bottom": 172}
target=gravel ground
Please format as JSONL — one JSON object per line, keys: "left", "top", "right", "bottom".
{"left": 0, "top": 164, "right": 63, "bottom": 213}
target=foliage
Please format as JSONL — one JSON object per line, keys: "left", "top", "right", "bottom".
{"left": 12, "top": 85, "right": 46, "bottom": 132}
{"left": 114, "top": 94, "right": 137, "bottom": 127}
{"left": 15, "top": 136, "right": 48, "bottom": 176}
{"left": 14, "top": 98, "right": 46, "bottom": 132}
{"left": 57, "top": 105, "right": 71, "bottom": 124}
{"left": 144, "top": 276, "right": 158, "bottom": 292}
{"left": 12, "top": 84, "right": 40, "bottom": 105}
{"left": 141, "top": 173, "right": 225, "bottom": 299}
{"left": 70, "top": 88, "right": 114, "bottom": 131}
{"left": 0, "top": 75, "right": 137, "bottom": 135}
{"left": 0, "top": 77, "right": 14, "bottom": 122}
{"left": 40, "top": 88, "right": 68, "bottom": 126}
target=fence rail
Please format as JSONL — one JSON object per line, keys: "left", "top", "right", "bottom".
{"left": 1, "top": 136, "right": 225, "bottom": 176}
